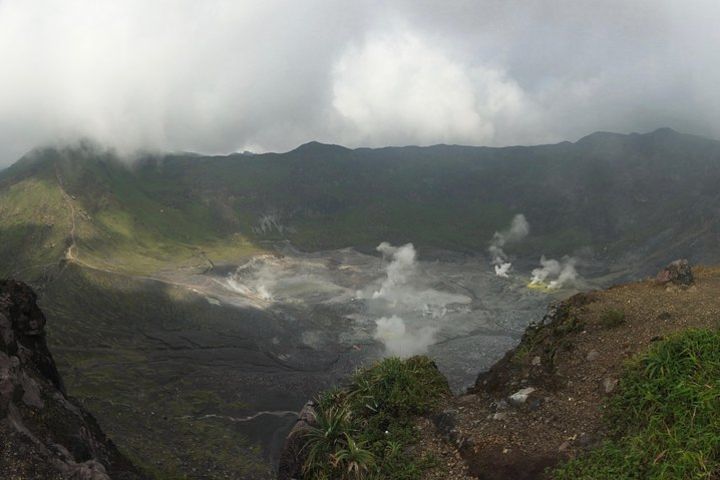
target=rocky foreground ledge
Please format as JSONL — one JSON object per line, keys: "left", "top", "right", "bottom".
{"left": 279, "top": 260, "right": 719, "bottom": 479}
{"left": 0, "top": 280, "right": 146, "bottom": 480}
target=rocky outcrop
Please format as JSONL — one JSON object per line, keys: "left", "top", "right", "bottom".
{"left": 655, "top": 259, "right": 694, "bottom": 286}
{"left": 276, "top": 401, "right": 316, "bottom": 480}
{"left": 0, "top": 280, "right": 146, "bottom": 479}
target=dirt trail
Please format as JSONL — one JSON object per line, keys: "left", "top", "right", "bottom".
{"left": 54, "top": 164, "right": 79, "bottom": 263}
{"left": 52, "top": 163, "right": 234, "bottom": 298}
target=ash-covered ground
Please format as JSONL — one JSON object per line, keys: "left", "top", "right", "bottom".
{"left": 157, "top": 242, "right": 590, "bottom": 468}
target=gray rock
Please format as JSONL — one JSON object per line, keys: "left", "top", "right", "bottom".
{"left": 277, "top": 401, "right": 314, "bottom": 480}
{"left": 586, "top": 350, "right": 600, "bottom": 361}
{"left": 508, "top": 387, "right": 536, "bottom": 406}
{"left": 431, "top": 409, "right": 459, "bottom": 436}
{"left": 602, "top": 377, "right": 618, "bottom": 394}
{"left": 457, "top": 394, "right": 478, "bottom": 405}
{"left": 491, "top": 399, "right": 508, "bottom": 411}
{"left": 656, "top": 259, "right": 694, "bottom": 286}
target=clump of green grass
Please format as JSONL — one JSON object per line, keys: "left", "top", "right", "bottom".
{"left": 599, "top": 308, "right": 626, "bottom": 328}
{"left": 553, "top": 329, "right": 720, "bottom": 479}
{"left": 302, "top": 356, "right": 450, "bottom": 480}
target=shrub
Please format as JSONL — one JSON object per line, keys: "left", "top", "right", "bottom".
{"left": 302, "top": 356, "right": 449, "bottom": 480}
{"left": 599, "top": 308, "right": 626, "bottom": 328}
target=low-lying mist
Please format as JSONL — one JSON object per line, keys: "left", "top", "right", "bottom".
{"left": 209, "top": 242, "right": 573, "bottom": 392}
{"left": 362, "top": 242, "right": 471, "bottom": 357}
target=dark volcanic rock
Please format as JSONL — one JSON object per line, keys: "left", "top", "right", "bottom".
{"left": 655, "top": 259, "right": 694, "bottom": 286}
{"left": 277, "top": 401, "right": 315, "bottom": 480}
{"left": 0, "top": 280, "right": 146, "bottom": 480}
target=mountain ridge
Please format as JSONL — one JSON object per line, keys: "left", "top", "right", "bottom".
{"left": 4, "top": 127, "right": 720, "bottom": 283}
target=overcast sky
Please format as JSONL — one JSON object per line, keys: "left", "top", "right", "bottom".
{"left": 0, "top": 0, "right": 719, "bottom": 164}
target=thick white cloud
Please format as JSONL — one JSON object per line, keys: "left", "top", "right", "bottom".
{"left": 0, "top": 0, "right": 719, "bottom": 164}
{"left": 332, "top": 31, "right": 529, "bottom": 146}
{"left": 0, "top": 0, "right": 364, "bottom": 161}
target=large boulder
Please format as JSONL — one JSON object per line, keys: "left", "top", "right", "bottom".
{"left": 0, "top": 280, "right": 146, "bottom": 479}
{"left": 655, "top": 259, "right": 694, "bottom": 286}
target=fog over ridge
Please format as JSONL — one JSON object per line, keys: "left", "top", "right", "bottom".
{"left": 1, "top": 0, "right": 719, "bottom": 165}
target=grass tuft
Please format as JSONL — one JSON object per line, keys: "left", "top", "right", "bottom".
{"left": 302, "top": 356, "right": 450, "bottom": 480}
{"left": 599, "top": 308, "right": 626, "bottom": 328}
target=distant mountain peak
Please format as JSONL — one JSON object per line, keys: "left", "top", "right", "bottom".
{"left": 647, "top": 127, "right": 680, "bottom": 137}
{"left": 290, "top": 141, "right": 351, "bottom": 154}
{"left": 575, "top": 127, "right": 684, "bottom": 146}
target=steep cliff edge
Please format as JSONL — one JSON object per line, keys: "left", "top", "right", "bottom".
{"left": 0, "top": 279, "right": 146, "bottom": 479}
{"left": 279, "top": 261, "right": 720, "bottom": 479}
{"left": 433, "top": 261, "right": 719, "bottom": 479}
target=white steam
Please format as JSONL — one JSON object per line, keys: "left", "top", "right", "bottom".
{"left": 224, "top": 255, "right": 346, "bottom": 305}
{"left": 530, "top": 256, "right": 580, "bottom": 289}
{"left": 373, "top": 316, "right": 438, "bottom": 358}
{"left": 226, "top": 257, "right": 279, "bottom": 302}
{"left": 488, "top": 214, "right": 530, "bottom": 277}
{"left": 373, "top": 242, "right": 417, "bottom": 301}
{"left": 366, "top": 242, "right": 470, "bottom": 357}
{"left": 221, "top": 243, "right": 472, "bottom": 358}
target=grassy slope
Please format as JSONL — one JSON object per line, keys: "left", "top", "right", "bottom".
{"left": 55, "top": 146, "right": 260, "bottom": 274}
{"left": 0, "top": 172, "right": 69, "bottom": 278}
{"left": 554, "top": 329, "right": 720, "bottom": 479}
{"left": 0, "top": 145, "right": 261, "bottom": 279}
{"left": 0, "top": 148, "right": 270, "bottom": 478}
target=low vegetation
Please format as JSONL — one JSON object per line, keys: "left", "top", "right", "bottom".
{"left": 599, "top": 308, "right": 626, "bottom": 328}
{"left": 553, "top": 329, "right": 720, "bottom": 479}
{"left": 302, "top": 356, "right": 450, "bottom": 480}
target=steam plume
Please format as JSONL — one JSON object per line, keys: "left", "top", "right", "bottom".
{"left": 373, "top": 316, "right": 438, "bottom": 357}
{"left": 529, "top": 256, "right": 579, "bottom": 289}
{"left": 488, "top": 214, "right": 530, "bottom": 277}
{"left": 368, "top": 242, "right": 470, "bottom": 357}
{"left": 226, "top": 257, "right": 277, "bottom": 301}
{"left": 373, "top": 242, "right": 417, "bottom": 301}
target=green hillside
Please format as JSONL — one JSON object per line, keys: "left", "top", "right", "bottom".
{"left": 5, "top": 128, "right": 720, "bottom": 281}
{"left": 0, "top": 143, "right": 260, "bottom": 278}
